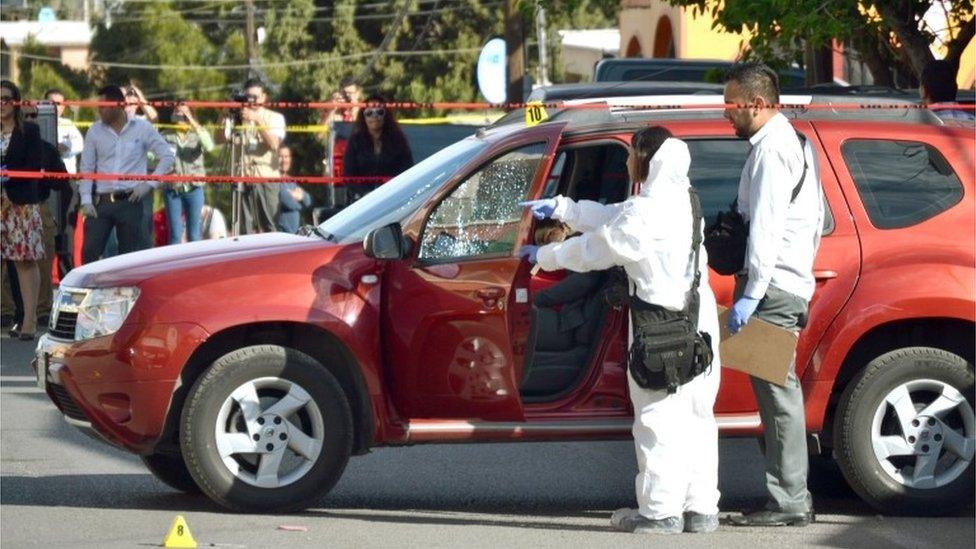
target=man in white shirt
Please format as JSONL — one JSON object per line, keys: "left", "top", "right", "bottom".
{"left": 79, "top": 85, "right": 175, "bottom": 264}
{"left": 216, "top": 78, "right": 286, "bottom": 234}
{"left": 723, "top": 62, "right": 824, "bottom": 528}
{"left": 44, "top": 88, "right": 84, "bottom": 174}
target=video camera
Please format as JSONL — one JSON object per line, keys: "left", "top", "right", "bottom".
{"left": 229, "top": 90, "right": 259, "bottom": 126}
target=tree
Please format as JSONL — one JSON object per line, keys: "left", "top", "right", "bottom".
{"left": 664, "top": 0, "right": 974, "bottom": 87}
{"left": 89, "top": 1, "right": 227, "bottom": 101}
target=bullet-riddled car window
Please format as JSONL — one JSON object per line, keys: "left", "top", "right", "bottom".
{"left": 419, "top": 143, "right": 547, "bottom": 262}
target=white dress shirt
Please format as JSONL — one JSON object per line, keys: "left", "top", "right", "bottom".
{"left": 736, "top": 113, "right": 824, "bottom": 302}
{"left": 57, "top": 117, "right": 84, "bottom": 174}
{"left": 537, "top": 139, "right": 711, "bottom": 313}
{"left": 79, "top": 115, "right": 175, "bottom": 206}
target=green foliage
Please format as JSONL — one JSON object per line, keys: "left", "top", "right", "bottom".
{"left": 663, "top": 0, "right": 974, "bottom": 84}
{"left": 90, "top": 1, "right": 227, "bottom": 102}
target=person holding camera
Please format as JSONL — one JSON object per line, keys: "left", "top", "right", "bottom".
{"left": 123, "top": 84, "right": 158, "bottom": 123}
{"left": 162, "top": 103, "right": 214, "bottom": 244}
{"left": 216, "top": 78, "right": 285, "bottom": 234}
{"left": 521, "top": 128, "right": 721, "bottom": 535}
{"left": 720, "top": 62, "right": 824, "bottom": 528}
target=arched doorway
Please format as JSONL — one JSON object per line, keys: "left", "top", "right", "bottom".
{"left": 625, "top": 36, "right": 642, "bottom": 58}
{"left": 653, "top": 16, "right": 675, "bottom": 58}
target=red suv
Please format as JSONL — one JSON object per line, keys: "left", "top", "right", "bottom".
{"left": 33, "top": 97, "right": 975, "bottom": 514}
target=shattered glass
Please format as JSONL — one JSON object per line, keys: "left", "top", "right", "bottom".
{"left": 420, "top": 143, "right": 546, "bottom": 261}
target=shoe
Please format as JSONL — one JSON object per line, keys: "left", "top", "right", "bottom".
{"left": 18, "top": 331, "right": 36, "bottom": 341}
{"left": 8, "top": 323, "right": 20, "bottom": 337}
{"left": 683, "top": 512, "right": 719, "bottom": 533}
{"left": 727, "top": 509, "right": 814, "bottom": 527}
{"left": 610, "top": 508, "right": 683, "bottom": 534}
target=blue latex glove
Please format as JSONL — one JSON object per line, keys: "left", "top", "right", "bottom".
{"left": 519, "top": 245, "right": 539, "bottom": 264}
{"left": 520, "top": 198, "right": 557, "bottom": 220}
{"left": 728, "top": 296, "right": 761, "bottom": 335}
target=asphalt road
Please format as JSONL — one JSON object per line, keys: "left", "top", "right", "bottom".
{"left": 2, "top": 332, "right": 973, "bottom": 548}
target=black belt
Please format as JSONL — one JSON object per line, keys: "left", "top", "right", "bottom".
{"left": 95, "top": 190, "right": 133, "bottom": 203}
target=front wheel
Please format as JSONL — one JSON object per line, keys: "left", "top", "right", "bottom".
{"left": 834, "top": 347, "right": 975, "bottom": 515}
{"left": 180, "top": 345, "right": 354, "bottom": 512}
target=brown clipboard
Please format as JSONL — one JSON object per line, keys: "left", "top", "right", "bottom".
{"left": 717, "top": 306, "right": 798, "bottom": 386}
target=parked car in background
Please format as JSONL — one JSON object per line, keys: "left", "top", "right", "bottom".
{"left": 34, "top": 96, "right": 974, "bottom": 515}
{"left": 594, "top": 57, "right": 807, "bottom": 87}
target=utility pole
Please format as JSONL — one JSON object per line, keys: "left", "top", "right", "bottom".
{"left": 244, "top": 0, "right": 258, "bottom": 79}
{"left": 535, "top": 5, "right": 550, "bottom": 87}
{"left": 504, "top": 0, "right": 525, "bottom": 103}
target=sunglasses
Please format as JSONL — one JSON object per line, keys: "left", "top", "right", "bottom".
{"left": 364, "top": 107, "right": 386, "bottom": 118}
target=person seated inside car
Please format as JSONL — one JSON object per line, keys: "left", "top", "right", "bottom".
{"left": 521, "top": 219, "right": 609, "bottom": 397}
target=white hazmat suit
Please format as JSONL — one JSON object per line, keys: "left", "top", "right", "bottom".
{"left": 535, "top": 138, "right": 721, "bottom": 520}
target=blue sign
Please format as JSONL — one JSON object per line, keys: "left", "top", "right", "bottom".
{"left": 477, "top": 38, "right": 507, "bottom": 104}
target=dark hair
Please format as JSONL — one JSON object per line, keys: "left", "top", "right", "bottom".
{"left": 1, "top": 79, "right": 23, "bottom": 132}
{"left": 725, "top": 61, "right": 780, "bottom": 105}
{"left": 630, "top": 126, "right": 673, "bottom": 182}
{"left": 97, "top": 85, "right": 126, "bottom": 102}
{"left": 350, "top": 94, "right": 408, "bottom": 151}
{"left": 44, "top": 87, "right": 64, "bottom": 99}
{"left": 920, "top": 60, "right": 958, "bottom": 103}
{"left": 340, "top": 77, "right": 358, "bottom": 89}
{"left": 243, "top": 77, "right": 266, "bottom": 93}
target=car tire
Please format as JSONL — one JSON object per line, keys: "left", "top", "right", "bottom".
{"left": 141, "top": 452, "right": 201, "bottom": 494}
{"left": 180, "top": 345, "right": 354, "bottom": 512}
{"left": 834, "top": 347, "right": 975, "bottom": 515}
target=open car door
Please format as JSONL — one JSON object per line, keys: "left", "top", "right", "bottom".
{"left": 383, "top": 123, "right": 567, "bottom": 421}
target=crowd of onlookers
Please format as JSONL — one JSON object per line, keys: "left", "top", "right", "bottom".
{"left": 0, "top": 77, "right": 415, "bottom": 337}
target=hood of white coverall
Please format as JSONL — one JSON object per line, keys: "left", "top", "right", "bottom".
{"left": 638, "top": 137, "right": 691, "bottom": 197}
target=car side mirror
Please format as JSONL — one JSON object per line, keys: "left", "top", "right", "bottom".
{"left": 364, "top": 223, "right": 410, "bottom": 260}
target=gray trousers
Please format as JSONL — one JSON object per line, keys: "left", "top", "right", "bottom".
{"left": 735, "top": 277, "right": 813, "bottom": 513}
{"left": 82, "top": 197, "right": 149, "bottom": 264}
{"left": 240, "top": 183, "right": 280, "bottom": 234}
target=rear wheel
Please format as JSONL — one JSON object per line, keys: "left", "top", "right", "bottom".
{"left": 141, "top": 452, "right": 201, "bottom": 494}
{"left": 835, "top": 347, "right": 975, "bottom": 515}
{"left": 180, "top": 345, "right": 354, "bottom": 512}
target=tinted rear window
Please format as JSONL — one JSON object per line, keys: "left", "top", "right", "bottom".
{"left": 842, "top": 140, "right": 963, "bottom": 229}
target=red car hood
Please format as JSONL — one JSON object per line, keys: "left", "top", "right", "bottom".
{"left": 62, "top": 233, "right": 338, "bottom": 288}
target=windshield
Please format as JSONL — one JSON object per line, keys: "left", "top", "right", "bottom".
{"left": 320, "top": 137, "right": 489, "bottom": 243}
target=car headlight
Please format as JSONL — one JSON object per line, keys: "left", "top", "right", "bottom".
{"left": 75, "top": 287, "right": 141, "bottom": 340}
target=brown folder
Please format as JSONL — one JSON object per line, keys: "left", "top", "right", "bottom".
{"left": 717, "top": 306, "right": 798, "bottom": 386}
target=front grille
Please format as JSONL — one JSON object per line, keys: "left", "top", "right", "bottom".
{"left": 49, "top": 311, "right": 77, "bottom": 340}
{"left": 49, "top": 383, "right": 88, "bottom": 422}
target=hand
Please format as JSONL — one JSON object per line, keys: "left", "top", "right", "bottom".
{"left": 128, "top": 183, "right": 153, "bottom": 202}
{"left": 519, "top": 245, "right": 539, "bottom": 264}
{"left": 241, "top": 107, "right": 259, "bottom": 123}
{"left": 520, "top": 198, "right": 558, "bottom": 220}
{"left": 81, "top": 204, "right": 97, "bottom": 219}
{"left": 289, "top": 187, "right": 305, "bottom": 201}
{"left": 728, "top": 296, "right": 761, "bottom": 335}
{"left": 57, "top": 143, "right": 69, "bottom": 154}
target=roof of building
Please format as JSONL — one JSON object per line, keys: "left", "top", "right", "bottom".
{"left": 0, "top": 20, "right": 93, "bottom": 48}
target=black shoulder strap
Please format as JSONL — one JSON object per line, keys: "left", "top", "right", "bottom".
{"left": 684, "top": 188, "right": 703, "bottom": 325}
{"left": 790, "top": 130, "right": 809, "bottom": 203}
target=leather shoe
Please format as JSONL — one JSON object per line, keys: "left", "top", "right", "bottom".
{"left": 728, "top": 509, "right": 814, "bottom": 527}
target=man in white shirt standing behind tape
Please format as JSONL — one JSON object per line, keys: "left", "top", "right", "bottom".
{"left": 44, "top": 88, "right": 84, "bottom": 174}
{"left": 79, "top": 85, "right": 175, "bottom": 264}
{"left": 722, "top": 62, "right": 824, "bottom": 528}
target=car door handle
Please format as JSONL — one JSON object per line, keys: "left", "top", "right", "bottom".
{"left": 814, "top": 270, "right": 838, "bottom": 281}
{"left": 476, "top": 287, "right": 506, "bottom": 300}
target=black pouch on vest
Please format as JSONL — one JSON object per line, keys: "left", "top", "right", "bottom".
{"left": 627, "top": 189, "right": 714, "bottom": 394}
{"left": 629, "top": 305, "right": 714, "bottom": 393}
{"left": 704, "top": 131, "right": 808, "bottom": 276}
